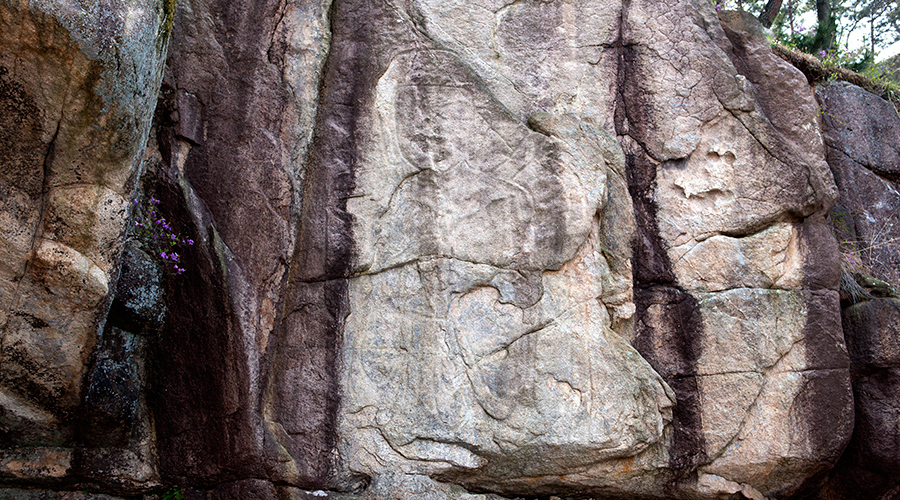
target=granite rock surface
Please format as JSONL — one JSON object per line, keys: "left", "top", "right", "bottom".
{"left": 3, "top": 1, "right": 892, "bottom": 499}
{"left": 815, "top": 80, "right": 900, "bottom": 500}
{"left": 0, "top": 0, "right": 169, "bottom": 490}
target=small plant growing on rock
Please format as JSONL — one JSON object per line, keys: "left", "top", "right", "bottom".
{"left": 131, "top": 197, "right": 194, "bottom": 275}
{"left": 161, "top": 488, "right": 185, "bottom": 500}
{"left": 832, "top": 210, "right": 900, "bottom": 304}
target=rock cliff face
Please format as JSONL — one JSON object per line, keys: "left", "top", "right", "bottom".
{"left": 0, "top": 0, "right": 896, "bottom": 499}
{"left": 813, "top": 80, "right": 900, "bottom": 500}
{"left": 0, "top": 0, "right": 169, "bottom": 489}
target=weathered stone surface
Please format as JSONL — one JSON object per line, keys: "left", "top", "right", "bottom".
{"left": 844, "top": 298, "right": 900, "bottom": 370}
{"left": 817, "top": 299, "right": 900, "bottom": 499}
{"left": 0, "top": 447, "right": 72, "bottom": 483}
{"left": 148, "top": 0, "right": 333, "bottom": 487}
{"left": 0, "top": 0, "right": 869, "bottom": 498}
{"left": 814, "top": 80, "right": 900, "bottom": 500}
{"left": 817, "top": 80, "right": 900, "bottom": 179}
{"left": 817, "top": 81, "right": 900, "bottom": 286}
{"left": 0, "top": 489, "right": 128, "bottom": 500}
{"left": 209, "top": 479, "right": 279, "bottom": 499}
{"left": 306, "top": 4, "right": 670, "bottom": 491}
{"left": 617, "top": 13, "right": 851, "bottom": 495}
{"left": 0, "top": 0, "right": 169, "bottom": 469}
{"left": 825, "top": 152, "right": 900, "bottom": 284}
{"left": 107, "top": 241, "right": 166, "bottom": 334}
{"left": 268, "top": 1, "right": 853, "bottom": 498}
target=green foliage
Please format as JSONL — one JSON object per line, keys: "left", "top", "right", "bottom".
{"left": 162, "top": 488, "right": 185, "bottom": 500}
{"left": 771, "top": 42, "right": 900, "bottom": 111}
{"left": 713, "top": 0, "right": 899, "bottom": 68}
{"left": 158, "top": 0, "right": 178, "bottom": 50}
{"left": 844, "top": 0, "right": 899, "bottom": 55}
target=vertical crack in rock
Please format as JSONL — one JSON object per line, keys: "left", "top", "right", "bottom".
{"left": 266, "top": 0, "right": 362, "bottom": 488}
{"left": 150, "top": 0, "right": 335, "bottom": 484}
{"left": 0, "top": 65, "right": 56, "bottom": 310}
{"left": 613, "top": 0, "right": 707, "bottom": 485}
{"left": 19, "top": 112, "right": 60, "bottom": 282}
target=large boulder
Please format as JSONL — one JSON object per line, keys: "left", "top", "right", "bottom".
{"left": 815, "top": 80, "right": 900, "bottom": 500}
{"left": 0, "top": 0, "right": 170, "bottom": 489}
{"left": 0, "top": 0, "right": 863, "bottom": 498}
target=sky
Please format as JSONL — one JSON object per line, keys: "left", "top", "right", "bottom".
{"left": 830, "top": 11, "right": 898, "bottom": 61}
{"left": 797, "top": 9, "right": 899, "bottom": 62}
{"left": 864, "top": 38, "right": 900, "bottom": 61}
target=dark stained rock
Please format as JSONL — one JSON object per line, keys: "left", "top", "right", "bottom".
{"left": 816, "top": 81, "right": 900, "bottom": 180}
{"left": 817, "top": 81, "right": 900, "bottom": 286}
{"left": 210, "top": 479, "right": 278, "bottom": 499}
{"left": 844, "top": 298, "right": 900, "bottom": 371}
{"left": 815, "top": 80, "right": 900, "bottom": 500}
{"left": 148, "top": 0, "right": 333, "bottom": 488}
{"left": 107, "top": 241, "right": 167, "bottom": 334}
{"left": 816, "top": 301, "right": 900, "bottom": 499}
{"left": 0, "top": 489, "right": 128, "bottom": 500}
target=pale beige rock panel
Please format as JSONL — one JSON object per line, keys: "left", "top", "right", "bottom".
{"left": 695, "top": 289, "right": 806, "bottom": 376}
{"left": 341, "top": 255, "right": 673, "bottom": 485}
{"left": 351, "top": 50, "right": 608, "bottom": 274}
{"left": 700, "top": 370, "right": 818, "bottom": 490}
{"left": 0, "top": 0, "right": 169, "bottom": 445}
{"left": 655, "top": 112, "right": 827, "bottom": 248}
{"left": 338, "top": 45, "right": 670, "bottom": 487}
{"left": 695, "top": 289, "right": 851, "bottom": 497}
{"left": 671, "top": 223, "right": 800, "bottom": 292}
{"left": 409, "top": 0, "right": 620, "bottom": 123}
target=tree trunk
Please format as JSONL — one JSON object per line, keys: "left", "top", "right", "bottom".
{"left": 814, "top": 0, "right": 836, "bottom": 52}
{"left": 788, "top": 0, "right": 795, "bottom": 36}
{"left": 759, "top": 0, "right": 784, "bottom": 28}
{"left": 871, "top": 15, "right": 876, "bottom": 54}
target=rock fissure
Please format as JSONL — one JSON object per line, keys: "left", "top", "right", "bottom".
{"left": 0, "top": 0, "right": 871, "bottom": 497}
{"left": 831, "top": 143, "right": 900, "bottom": 186}
{"left": 9, "top": 102, "right": 65, "bottom": 323}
